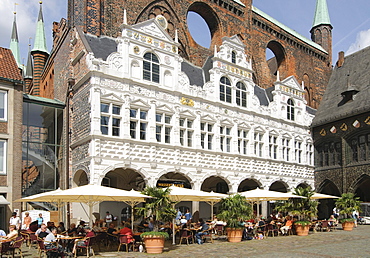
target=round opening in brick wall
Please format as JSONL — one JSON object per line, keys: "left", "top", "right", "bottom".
{"left": 187, "top": 11, "right": 211, "bottom": 48}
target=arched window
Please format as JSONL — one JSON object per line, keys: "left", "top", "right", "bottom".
{"left": 236, "top": 82, "right": 247, "bottom": 107}
{"left": 220, "top": 77, "right": 232, "bottom": 103}
{"left": 143, "top": 52, "right": 159, "bottom": 83}
{"left": 231, "top": 51, "right": 236, "bottom": 64}
{"left": 287, "top": 99, "right": 295, "bottom": 121}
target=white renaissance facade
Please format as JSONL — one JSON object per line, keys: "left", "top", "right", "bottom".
{"left": 69, "top": 16, "right": 314, "bottom": 220}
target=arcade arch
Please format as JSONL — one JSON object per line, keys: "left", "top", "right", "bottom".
{"left": 317, "top": 179, "right": 341, "bottom": 219}
{"left": 353, "top": 174, "right": 370, "bottom": 202}
{"left": 269, "top": 181, "right": 288, "bottom": 192}
{"left": 201, "top": 176, "right": 229, "bottom": 194}
{"left": 238, "top": 178, "right": 262, "bottom": 192}
{"left": 73, "top": 170, "right": 89, "bottom": 187}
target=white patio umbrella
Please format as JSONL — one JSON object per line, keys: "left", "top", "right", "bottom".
{"left": 16, "top": 188, "right": 66, "bottom": 221}
{"left": 239, "top": 188, "right": 304, "bottom": 216}
{"left": 48, "top": 185, "right": 151, "bottom": 230}
{"left": 287, "top": 191, "right": 340, "bottom": 200}
{"left": 166, "top": 185, "right": 227, "bottom": 244}
{"left": 310, "top": 193, "right": 340, "bottom": 200}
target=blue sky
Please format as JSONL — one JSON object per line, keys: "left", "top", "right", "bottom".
{"left": 1, "top": 0, "right": 370, "bottom": 66}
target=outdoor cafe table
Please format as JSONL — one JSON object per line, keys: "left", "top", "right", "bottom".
{"left": 57, "top": 235, "right": 82, "bottom": 253}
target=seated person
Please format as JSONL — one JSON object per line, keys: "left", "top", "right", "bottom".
{"left": 180, "top": 215, "right": 187, "bottom": 225}
{"left": 5, "top": 225, "right": 18, "bottom": 240}
{"left": 35, "top": 224, "right": 51, "bottom": 238}
{"left": 280, "top": 216, "right": 293, "bottom": 235}
{"left": 44, "top": 227, "right": 64, "bottom": 253}
{"left": 195, "top": 218, "right": 209, "bottom": 245}
{"left": 328, "top": 215, "right": 338, "bottom": 227}
{"left": 74, "top": 227, "right": 95, "bottom": 248}
{"left": 47, "top": 221, "right": 55, "bottom": 231}
{"left": 57, "top": 222, "right": 66, "bottom": 234}
{"left": 76, "top": 221, "right": 86, "bottom": 235}
{"left": 119, "top": 222, "right": 134, "bottom": 243}
{"left": 138, "top": 218, "right": 149, "bottom": 232}
{"left": 67, "top": 223, "right": 77, "bottom": 236}
{"left": 107, "top": 223, "right": 118, "bottom": 242}
{"left": 92, "top": 222, "right": 102, "bottom": 233}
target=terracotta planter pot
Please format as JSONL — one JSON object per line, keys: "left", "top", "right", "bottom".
{"left": 295, "top": 224, "right": 310, "bottom": 236}
{"left": 342, "top": 221, "right": 355, "bottom": 231}
{"left": 226, "top": 228, "right": 243, "bottom": 242}
{"left": 143, "top": 236, "right": 165, "bottom": 254}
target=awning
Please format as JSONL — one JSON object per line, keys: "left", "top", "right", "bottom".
{"left": 0, "top": 195, "right": 10, "bottom": 205}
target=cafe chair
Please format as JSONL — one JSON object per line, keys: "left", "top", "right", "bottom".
{"left": 106, "top": 233, "right": 118, "bottom": 249}
{"left": 319, "top": 220, "right": 330, "bottom": 232}
{"left": 9, "top": 236, "right": 24, "bottom": 258}
{"left": 255, "top": 225, "right": 267, "bottom": 238}
{"left": 0, "top": 240, "right": 11, "bottom": 258}
{"left": 117, "top": 235, "right": 134, "bottom": 252}
{"left": 37, "top": 239, "right": 59, "bottom": 258}
{"left": 21, "top": 231, "right": 38, "bottom": 249}
{"left": 201, "top": 227, "right": 214, "bottom": 244}
{"left": 215, "top": 225, "right": 225, "bottom": 236}
{"left": 179, "top": 229, "right": 193, "bottom": 245}
{"left": 73, "top": 237, "right": 96, "bottom": 257}
{"left": 266, "top": 224, "right": 279, "bottom": 237}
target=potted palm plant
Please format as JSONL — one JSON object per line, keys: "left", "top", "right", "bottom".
{"left": 137, "top": 186, "right": 176, "bottom": 253}
{"left": 335, "top": 193, "right": 361, "bottom": 231}
{"left": 276, "top": 187, "right": 318, "bottom": 236}
{"left": 217, "top": 194, "right": 252, "bottom": 242}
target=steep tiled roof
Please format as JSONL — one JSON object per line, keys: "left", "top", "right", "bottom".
{"left": 0, "top": 47, "right": 22, "bottom": 82}
{"left": 312, "top": 45, "right": 370, "bottom": 127}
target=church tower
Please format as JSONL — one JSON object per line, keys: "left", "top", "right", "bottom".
{"left": 30, "top": 1, "right": 49, "bottom": 95}
{"left": 9, "top": 11, "right": 22, "bottom": 69}
{"left": 310, "top": 0, "right": 332, "bottom": 65}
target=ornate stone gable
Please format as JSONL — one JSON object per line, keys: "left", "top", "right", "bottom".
{"left": 127, "top": 18, "right": 173, "bottom": 42}
{"left": 100, "top": 92, "right": 124, "bottom": 103}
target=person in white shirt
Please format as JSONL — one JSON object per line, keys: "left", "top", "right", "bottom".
{"left": 9, "top": 212, "right": 21, "bottom": 230}
{"left": 44, "top": 228, "right": 63, "bottom": 253}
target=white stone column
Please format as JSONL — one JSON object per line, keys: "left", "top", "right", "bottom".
{"left": 148, "top": 100, "right": 156, "bottom": 142}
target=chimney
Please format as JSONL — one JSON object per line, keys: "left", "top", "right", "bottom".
{"left": 337, "top": 51, "right": 345, "bottom": 68}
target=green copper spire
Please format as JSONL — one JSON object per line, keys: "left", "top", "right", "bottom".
{"left": 32, "top": 1, "right": 49, "bottom": 54}
{"left": 10, "top": 12, "right": 22, "bottom": 68}
{"left": 312, "top": 0, "right": 331, "bottom": 28}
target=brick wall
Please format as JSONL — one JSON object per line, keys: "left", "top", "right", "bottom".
{"left": 67, "top": 0, "right": 330, "bottom": 108}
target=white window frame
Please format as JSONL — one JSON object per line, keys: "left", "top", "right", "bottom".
{"left": 295, "top": 140, "right": 302, "bottom": 163}
{"left": 220, "top": 76, "right": 232, "bottom": 103}
{"left": 201, "top": 122, "right": 214, "bottom": 150}
{"left": 100, "top": 102, "right": 121, "bottom": 137}
{"left": 238, "top": 129, "right": 248, "bottom": 155}
{"left": 156, "top": 112, "right": 172, "bottom": 144}
{"left": 282, "top": 138, "right": 291, "bottom": 161}
{"left": 254, "top": 132, "right": 264, "bottom": 157}
{"left": 220, "top": 125, "right": 231, "bottom": 152}
{"left": 269, "top": 135, "right": 278, "bottom": 159}
{"left": 179, "top": 117, "right": 194, "bottom": 147}
{"left": 0, "top": 91, "right": 8, "bottom": 121}
{"left": 236, "top": 82, "right": 247, "bottom": 107}
{"left": 0, "top": 140, "right": 7, "bottom": 175}
{"left": 130, "top": 107, "right": 148, "bottom": 140}
{"left": 287, "top": 99, "right": 295, "bottom": 121}
{"left": 306, "top": 143, "right": 313, "bottom": 165}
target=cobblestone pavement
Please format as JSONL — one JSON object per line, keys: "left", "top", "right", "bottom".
{"left": 19, "top": 225, "right": 370, "bottom": 257}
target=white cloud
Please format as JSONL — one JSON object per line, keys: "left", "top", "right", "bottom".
{"left": 346, "top": 28, "right": 370, "bottom": 55}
